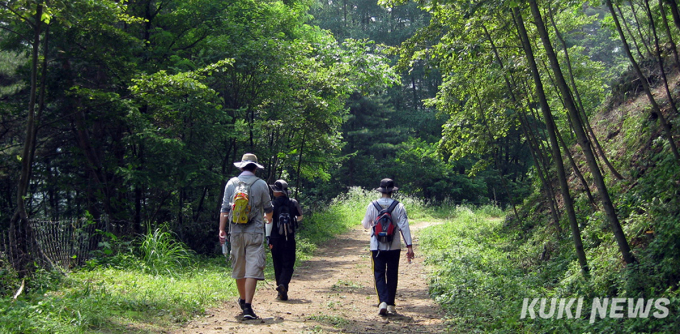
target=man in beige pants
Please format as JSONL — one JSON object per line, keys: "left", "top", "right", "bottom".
{"left": 219, "top": 153, "right": 273, "bottom": 320}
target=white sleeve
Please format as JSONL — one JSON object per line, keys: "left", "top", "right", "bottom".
{"left": 361, "top": 203, "right": 376, "bottom": 229}
{"left": 397, "top": 204, "right": 413, "bottom": 246}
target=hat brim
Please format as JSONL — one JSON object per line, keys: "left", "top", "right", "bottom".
{"left": 233, "top": 161, "right": 264, "bottom": 169}
{"left": 375, "top": 186, "right": 398, "bottom": 193}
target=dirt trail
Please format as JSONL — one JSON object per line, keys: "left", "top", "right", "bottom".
{"left": 173, "top": 221, "right": 446, "bottom": 334}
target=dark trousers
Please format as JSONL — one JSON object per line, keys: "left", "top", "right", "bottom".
{"left": 371, "top": 249, "right": 400, "bottom": 305}
{"left": 270, "top": 237, "right": 296, "bottom": 289}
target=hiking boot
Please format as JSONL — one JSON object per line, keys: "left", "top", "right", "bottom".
{"left": 242, "top": 306, "right": 258, "bottom": 320}
{"left": 378, "top": 302, "right": 388, "bottom": 316}
{"left": 387, "top": 305, "right": 396, "bottom": 314}
{"left": 276, "top": 284, "right": 288, "bottom": 301}
{"left": 237, "top": 298, "right": 246, "bottom": 311}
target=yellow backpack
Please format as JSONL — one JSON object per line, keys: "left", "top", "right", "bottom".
{"left": 231, "top": 177, "right": 259, "bottom": 224}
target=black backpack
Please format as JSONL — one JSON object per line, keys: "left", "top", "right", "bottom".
{"left": 276, "top": 197, "right": 297, "bottom": 241}
{"left": 372, "top": 200, "right": 399, "bottom": 244}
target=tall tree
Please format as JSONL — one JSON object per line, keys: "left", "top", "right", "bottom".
{"left": 513, "top": 6, "right": 589, "bottom": 275}
{"left": 2, "top": 0, "right": 47, "bottom": 275}
{"left": 528, "top": 0, "right": 634, "bottom": 264}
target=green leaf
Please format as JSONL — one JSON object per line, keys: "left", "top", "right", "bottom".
{"left": 41, "top": 12, "right": 51, "bottom": 24}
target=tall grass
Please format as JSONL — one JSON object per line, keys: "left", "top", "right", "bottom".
{"left": 420, "top": 207, "right": 532, "bottom": 332}
{"left": 140, "top": 223, "right": 194, "bottom": 276}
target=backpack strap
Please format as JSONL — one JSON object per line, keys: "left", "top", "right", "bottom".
{"left": 373, "top": 200, "right": 399, "bottom": 214}
{"left": 371, "top": 200, "right": 383, "bottom": 213}
{"left": 385, "top": 200, "right": 399, "bottom": 214}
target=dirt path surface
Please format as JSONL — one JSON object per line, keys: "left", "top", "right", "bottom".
{"left": 173, "top": 221, "right": 446, "bottom": 334}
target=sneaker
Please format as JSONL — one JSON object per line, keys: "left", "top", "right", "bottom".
{"left": 237, "top": 298, "right": 246, "bottom": 311}
{"left": 387, "top": 305, "right": 396, "bottom": 314}
{"left": 242, "top": 306, "right": 258, "bottom": 320}
{"left": 378, "top": 302, "right": 388, "bottom": 316}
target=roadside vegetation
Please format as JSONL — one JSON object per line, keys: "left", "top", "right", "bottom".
{"left": 420, "top": 104, "right": 680, "bottom": 332}
{"left": 422, "top": 202, "right": 679, "bottom": 333}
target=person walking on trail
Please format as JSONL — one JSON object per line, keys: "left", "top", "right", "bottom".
{"left": 218, "top": 153, "right": 273, "bottom": 320}
{"left": 361, "top": 178, "right": 414, "bottom": 316}
{"left": 267, "top": 179, "right": 303, "bottom": 301}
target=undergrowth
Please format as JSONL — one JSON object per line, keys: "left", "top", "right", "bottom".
{"left": 419, "top": 111, "right": 680, "bottom": 333}
{"left": 420, "top": 204, "right": 679, "bottom": 333}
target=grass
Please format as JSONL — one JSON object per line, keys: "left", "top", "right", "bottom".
{"left": 0, "top": 257, "right": 233, "bottom": 333}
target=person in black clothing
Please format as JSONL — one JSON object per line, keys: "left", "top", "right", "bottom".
{"left": 267, "top": 179, "right": 303, "bottom": 301}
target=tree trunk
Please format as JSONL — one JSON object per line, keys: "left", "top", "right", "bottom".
{"left": 537, "top": 59, "right": 602, "bottom": 207}
{"left": 519, "top": 110, "right": 562, "bottom": 231}
{"left": 616, "top": 3, "right": 646, "bottom": 59}
{"left": 531, "top": 0, "right": 635, "bottom": 264}
{"left": 548, "top": 6, "right": 625, "bottom": 180}
{"left": 659, "top": 0, "right": 680, "bottom": 68}
{"left": 556, "top": 128, "right": 599, "bottom": 210}
{"left": 294, "top": 131, "right": 306, "bottom": 199}
{"left": 630, "top": 0, "right": 654, "bottom": 56}
{"left": 514, "top": 7, "right": 589, "bottom": 275}
{"left": 10, "top": 4, "right": 43, "bottom": 275}
{"left": 664, "top": 0, "right": 680, "bottom": 34}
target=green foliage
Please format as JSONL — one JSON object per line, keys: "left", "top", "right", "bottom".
{"left": 139, "top": 224, "right": 195, "bottom": 276}
{"left": 0, "top": 263, "right": 19, "bottom": 297}
{"left": 0, "top": 50, "right": 26, "bottom": 97}
{"left": 86, "top": 229, "right": 137, "bottom": 269}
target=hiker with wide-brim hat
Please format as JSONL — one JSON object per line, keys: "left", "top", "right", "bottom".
{"left": 375, "top": 178, "right": 399, "bottom": 193}
{"left": 361, "top": 178, "right": 414, "bottom": 316}
{"left": 232, "top": 153, "right": 265, "bottom": 169}
{"left": 267, "top": 179, "right": 303, "bottom": 301}
{"left": 218, "top": 153, "right": 272, "bottom": 320}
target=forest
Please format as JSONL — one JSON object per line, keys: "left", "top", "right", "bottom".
{"left": 1, "top": 0, "right": 679, "bottom": 332}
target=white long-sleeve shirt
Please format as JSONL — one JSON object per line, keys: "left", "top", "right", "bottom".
{"left": 361, "top": 197, "right": 412, "bottom": 251}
